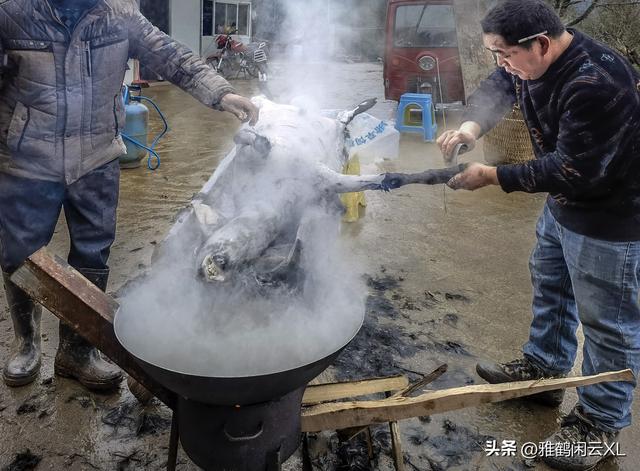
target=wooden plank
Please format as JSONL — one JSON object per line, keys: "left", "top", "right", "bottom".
{"left": 301, "top": 370, "right": 634, "bottom": 432}
{"left": 308, "top": 368, "right": 336, "bottom": 387}
{"left": 11, "top": 248, "right": 177, "bottom": 409}
{"left": 303, "top": 375, "right": 409, "bottom": 405}
{"left": 343, "top": 365, "right": 448, "bottom": 440}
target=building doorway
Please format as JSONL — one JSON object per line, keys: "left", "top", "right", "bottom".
{"left": 139, "top": 0, "right": 170, "bottom": 80}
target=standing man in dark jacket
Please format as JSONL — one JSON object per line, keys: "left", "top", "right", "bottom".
{"left": 437, "top": 1, "right": 640, "bottom": 469}
{"left": 0, "top": 0, "right": 257, "bottom": 392}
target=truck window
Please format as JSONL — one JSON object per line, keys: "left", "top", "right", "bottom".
{"left": 394, "top": 4, "right": 458, "bottom": 48}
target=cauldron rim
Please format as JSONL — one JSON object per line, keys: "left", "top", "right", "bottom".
{"left": 113, "top": 305, "right": 363, "bottom": 380}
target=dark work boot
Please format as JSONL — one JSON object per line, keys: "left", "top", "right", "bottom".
{"left": 542, "top": 404, "right": 620, "bottom": 470}
{"left": 54, "top": 268, "right": 122, "bottom": 391}
{"left": 476, "top": 356, "right": 566, "bottom": 407}
{"left": 2, "top": 272, "right": 42, "bottom": 387}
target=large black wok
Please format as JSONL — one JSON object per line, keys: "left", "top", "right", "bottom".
{"left": 112, "top": 98, "right": 374, "bottom": 408}
{"left": 114, "top": 306, "right": 361, "bottom": 406}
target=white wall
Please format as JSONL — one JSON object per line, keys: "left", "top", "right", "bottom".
{"left": 170, "top": 0, "right": 202, "bottom": 56}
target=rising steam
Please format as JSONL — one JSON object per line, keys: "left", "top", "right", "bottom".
{"left": 116, "top": 99, "right": 366, "bottom": 378}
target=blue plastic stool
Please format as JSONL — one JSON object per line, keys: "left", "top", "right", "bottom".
{"left": 395, "top": 93, "right": 437, "bottom": 142}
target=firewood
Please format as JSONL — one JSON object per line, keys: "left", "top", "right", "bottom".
{"left": 301, "top": 370, "right": 634, "bottom": 432}
{"left": 303, "top": 375, "right": 409, "bottom": 405}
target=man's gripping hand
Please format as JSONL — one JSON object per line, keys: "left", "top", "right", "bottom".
{"left": 220, "top": 94, "right": 259, "bottom": 126}
{"left": 446, "top": 163, "right": 498, "bottom": 191}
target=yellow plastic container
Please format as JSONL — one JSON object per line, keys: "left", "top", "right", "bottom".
{"left": 341, "top": 155, "right": 366, "bottom": 223}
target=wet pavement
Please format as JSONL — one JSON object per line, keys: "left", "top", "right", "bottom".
{"left": 1, "top": 62, "right": 638, "bottom": 470}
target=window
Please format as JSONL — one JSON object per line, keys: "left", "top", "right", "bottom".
{"left": 214, "top": 2, "right": 251, "bottom": 36}
{"left": 203, "top": 0, "right": 214, "bottom": 36}
{"left": 394, "top": 4, "right": 458, "bottom": 48}
{"left": 238, "top": 4, "right": 250, "bottom": 36}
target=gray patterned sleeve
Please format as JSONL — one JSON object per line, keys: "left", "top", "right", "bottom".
{"left": 462, "top": 68, "right": 517, "bottom": 136}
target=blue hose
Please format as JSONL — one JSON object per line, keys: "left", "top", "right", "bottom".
{"left": 120, "top": 85, "right": 170, "bottom": 170}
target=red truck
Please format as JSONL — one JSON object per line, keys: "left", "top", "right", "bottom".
{"left": 384, "top": 0, "right": 466, "bottom": 107}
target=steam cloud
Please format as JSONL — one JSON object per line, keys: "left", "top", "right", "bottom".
{"left": 115, "top": 0, "right": 399, "bottom": 380}
{"left": 116, "top": 99, "right": 366, "bottom": 378}
{"left": 264, "top": 0, "right": 385, "bottom": 108}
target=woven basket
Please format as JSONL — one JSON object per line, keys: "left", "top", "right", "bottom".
{"left": 483, "top": 107, "right": 535, "bottom": 165}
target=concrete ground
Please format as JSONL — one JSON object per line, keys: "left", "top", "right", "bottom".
{"left": 0, "top": 62, "right": 637, "bottom": 470}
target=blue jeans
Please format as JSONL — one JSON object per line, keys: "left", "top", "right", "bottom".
{"left": 0, "top": 160, "right": 120, "bottom": 274}
{"left": 524, "top": 203, "right": 640, "bottom": 431}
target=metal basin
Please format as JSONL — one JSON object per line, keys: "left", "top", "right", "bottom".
{"left": 114, "top": 306, "right": 362, "bottom": 405}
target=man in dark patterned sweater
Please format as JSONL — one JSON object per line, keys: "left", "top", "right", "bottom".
{"left": 437, "top": 1, "right": 640, "bottom": 469}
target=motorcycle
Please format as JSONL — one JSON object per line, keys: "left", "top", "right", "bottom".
{"left": 205, "top": 31, "right": 269, "bottom": 81}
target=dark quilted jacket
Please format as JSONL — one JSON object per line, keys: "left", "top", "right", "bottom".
{"left": 0, "top": 0, "right": 234, "bottom": 183}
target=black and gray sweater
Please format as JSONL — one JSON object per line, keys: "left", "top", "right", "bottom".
{"left": 464, "top": 29, "right": 640, "bottom": 241}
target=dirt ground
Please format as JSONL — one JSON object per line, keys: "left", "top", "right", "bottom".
{"left": 1, "top": 62, "right": 638, "bottom": 470}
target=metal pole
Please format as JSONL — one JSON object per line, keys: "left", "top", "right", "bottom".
{"left": 436, "top": 57, "right": 447, "bottom": 129}
{"left": 167, "top": 411, "right": 179, "bottom": 471}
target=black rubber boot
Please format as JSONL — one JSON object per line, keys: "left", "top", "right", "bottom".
{"left": 2, "top": 272, "right": 42, "bottom": 387}
{"left": 54, "top": 268, "right": 122, "bottom": 391}
{"left": 476, "top": 356, "right": 566, "bottom": 407}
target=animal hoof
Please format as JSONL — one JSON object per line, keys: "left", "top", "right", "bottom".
{"left": 201, "top": 255, "right": 227, "bottom": 282}
{"left": 380, "top": 174, "right": 403, "bottom": 192}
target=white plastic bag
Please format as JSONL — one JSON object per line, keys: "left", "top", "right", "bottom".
{"left": 346, "top": 113, "right": 400, "bottom": 162}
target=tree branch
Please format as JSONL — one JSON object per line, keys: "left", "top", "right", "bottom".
{"left": 598, "top": 1, "right": 640, "bottom": 5}
{"left": 566, "top": 0, "right": 604, "bottom": 26}
{"left": 558, "top": 0, "right": 573, "bottom": 17}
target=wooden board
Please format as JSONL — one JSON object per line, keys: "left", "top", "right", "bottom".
{"left": 301, "top": 370, "right": 634, "bottom": 432}
{"left": 339, "top": 365, "right": 448, "bottom": 441}
{"left": 303, "top": 375, "right": 409, "bottom": 405}
{"left": 11, "top": 248, "right": 177, "bottom": 409}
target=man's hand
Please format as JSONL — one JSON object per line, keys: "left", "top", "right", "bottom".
{"left": 437, "top": 129, "right": 477, "bottom": 161}
{"left": 447, "top": 163, "right": 498, "bottom": 191}
{"left": 220, "top": 94, "right": 259, "bottom": 126}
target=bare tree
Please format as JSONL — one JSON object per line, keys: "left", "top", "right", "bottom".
{"left": 546, "top": 0, "right": 640, "bottom": 66}
{"left": 583, "top": 3, "right": 640, "bottom": 67}
{"left": 548, "top": 0, "right": 603, "bottom": 26}
{"left": 546, "top": 0, "right": 640, "bottom": 26}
